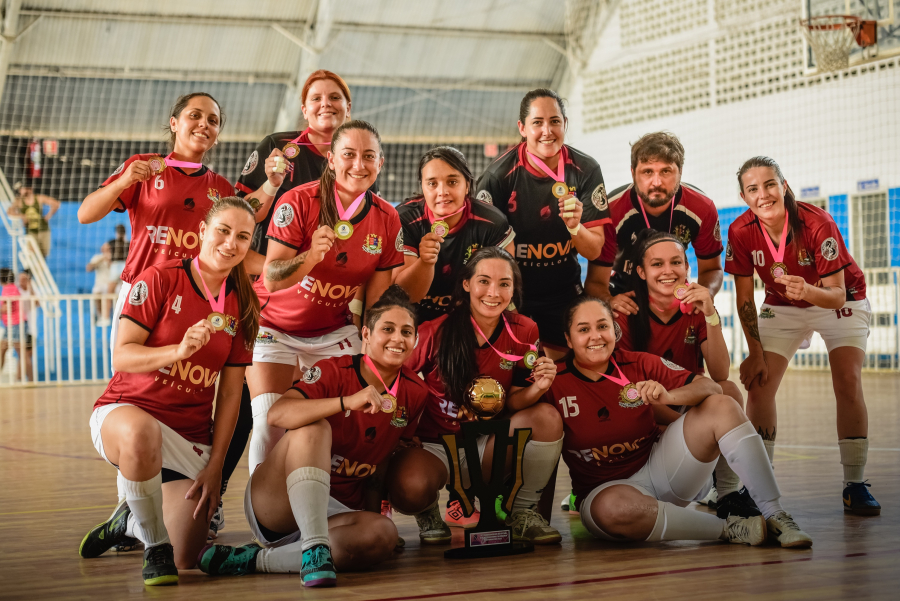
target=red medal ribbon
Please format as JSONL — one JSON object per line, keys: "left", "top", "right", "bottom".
{"left": 362, "top": 354, "right": 400, "bottom": 398}
{"left": 165, "top": 153, "right": 202, "bottom": 170}
{"left": 470, "top": 314, "right": 537, "bottom": 363}
{"left": 192, "top": 257, "right": 226, "bottom": 314}
{"left": 759, "top": 215, "right": 789, "bottom": 265}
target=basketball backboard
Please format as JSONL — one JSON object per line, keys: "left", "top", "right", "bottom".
{"left": 801, "top": 0, "right": 899, "bottom": 72}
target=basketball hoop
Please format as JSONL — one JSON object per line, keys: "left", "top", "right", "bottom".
{"left": 800, "top": 15, "right": 861, "bottom": 73}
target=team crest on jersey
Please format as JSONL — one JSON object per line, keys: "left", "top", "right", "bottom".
{"left": 614, "top": 321, "right": 622, "bottom": 342}
{"left": 821, "top": 237, "right": 838, "bottom": 261}
{"left": 759, "top": 307, "right": 776, "bottom": 319}
{"left": 390, "top": 405, "right": 408, "bottom": 428}
{"left": 591, "top": 183, "right": 608, "bottom": 212}
{"left": 241, "top": 151, "right": 258, "bottom": 175}
{"left": 128, "top": 281, "right": 148, "bottom": 306}
{"left": 797, "top": 248, "right": 812, "bottom": 266}
{"left": 500, "top": 357, "right": 515, "bottom": 370}
{"left": 224, "top": 315, "right": 237, "bottom": 337}
{"left": 714, "top": 220, "right": 722, "bottom": 242}
{"left": 394, "top": 230, "right": 404, "bottom": 253}
{"left": 673, "top": 224, "right": 691, "bottom": 244}
{"left": 464, "top": 243, "right": 481, "bottom": 263}
{"left": 207, "top": 188, "right": 221, "bottom": 203}
{"left": 303, "top": 366, "right": 322, "bottom": 383}
{"left": 363, "top": 233, "right": 384, "bottom": 255}
{"left": 274, "top": 204, "right": 294, "bottom": 227}
{"left": 661, "top": 357, "right": 685, "bottom": 371}
{"left": 476, "top": 190, "right": 493, "bottom": 205}
{"left": 684, "top": 325, "right": 697, "bottom": 345}
{"left": 112, "top": 162, "right": 125, "bottom": 176}
{"left": 725, "top": 240, "right": 734, "bottom": 262}
{"left": 256, "top": 330, "right": 277, "bottom": 344}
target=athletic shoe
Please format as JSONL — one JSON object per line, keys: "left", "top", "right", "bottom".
{"left": 766, "top": 511, "right": 813, "bottom": 548}
{"left": 142, "top": 543, "right": 179, "bottom": 586}
{"left": 208, "top": 500, "right": 224, "bottom": 540}
{"left": 197, "top": 543, "right": 261, "bottom": 576}
{"left": 381, "top": 500, "right": 393, "bottom": 519}
{"left": 395, "top": 536, "right": 405, "bottom": 549}
{"left": 301, "top": 544, "right": 336, "bottom": 588}
{"left": 415, "top": 503, "right": 452, "bottom": 544}
{"left": 560, "top": 491, "right": 579, "bottom": 515}
{"left": 721, "top": 515, "right": 767, "bottom": 546}
{"left": 715, "top": 488, "right": 762, "bottom": 519}
{"left": 506, "top": 508, "right": 562, "bottom": 545}
{"left": 698, "top": 486, "right": 719, "bottom": 509}
{"left": 445, "top": 499, "right": 480, "bottom": 528}
{"left": 113, "top": 538, "right": 143, "bottom": 553}
{"left": 79, "top": 500, "right": 131, "bottom": 558}
{"left": 843, "top": 481, "right": 881, "bottom": 516}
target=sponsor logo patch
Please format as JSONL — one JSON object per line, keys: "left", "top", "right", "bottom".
{"left": 591, "top": 183, "right": 608, "bottom": 211}
{"left": 614, "top": 321, "right": 622, "bottom": 342}
{"left": 241, "top": 150, "right": 258, "bottom": 175}
{"left": 128, "top": 281, "right": 148, "bottom": 306}
{"left": 184, "top": 197, "right": 196, "bottom": 211}
{"left": 661, "top": 357, "right": 685, "bottom": 371}
{"left": 256, "top": 330, "right": 277, "bottom": 344}
{"left": 274, "top": 203, "right": 294, "bottom": 227}
{"left": 821, "top": 237, "right": 838, "bottom": 261}
{"left": 112, "top": 162, "right": 125, "bottom": 176}
{"left": 394, "top": 230, "right": 404, "bottom": 253}
{"left": 759, "top": 307, "right": 776, "bottom": 319}
{"left": 464, "top": 243, "right": 481, "bottom": 263}
{"left": 303, "top": 366, "right": 322, "bottom": 383}
{"left": 476, "top": 190, "right": 492, "bottom": 205}
{"left": 713, "top": 220, "right": 721, "bottom": 241}
{"left": 725, "top": 240, "right": 734, "bottom": 262}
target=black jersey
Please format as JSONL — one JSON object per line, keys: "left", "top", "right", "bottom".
{"left": 596, "top": 183, "right": 723, "bottom": 294}
{"left": 474, "top": 143, "right": 610, "bottom": 305}
{"left": 398, "top": 197, "right": 515, "bottom": 322}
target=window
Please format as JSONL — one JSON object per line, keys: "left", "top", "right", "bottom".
{"left": 850, "top": 191, "right": 888, "bottom": 269}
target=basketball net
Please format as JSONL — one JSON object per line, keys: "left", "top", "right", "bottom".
{"left": 800, "top": 15, "right": 861, "bottom": 73}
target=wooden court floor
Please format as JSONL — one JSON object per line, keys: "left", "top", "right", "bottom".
{"left": 1, "top": 370, "right": 898, "bottom": 600}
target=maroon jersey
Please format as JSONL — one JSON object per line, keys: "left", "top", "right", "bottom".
{"left": 95, "top": 259, "right": 252, "bottom": 444}
{"left": 724, "top": 202, "right": 866, "bottom": 307}
{"left": 407, "top": 312, "right": 540, "bottom": 440}
{"left": 545, "top": 350, "right": 696, "bottom": 507}
{"left": 101, "top": 154, "right": 234, "bottom": 284}
{"left": 290, "top": 354, "right": 428, "bottom": 509}
{"left": 615, "top": 310, "right": 707, "bottom": 373}
{"left": 596, "top": 183, "right": 723, "bottom": 293}
{"left": 258, "top": 181, "right": 404, "bottom": 337}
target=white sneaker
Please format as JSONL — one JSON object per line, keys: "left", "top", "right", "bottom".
{"left": 721, "top": 515, "right": 767, "bottom": 546}
{"left": 766, "top": 511, "right": 813, "bottom": 548}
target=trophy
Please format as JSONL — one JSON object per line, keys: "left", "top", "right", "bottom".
{"left": 440, "top": 377, "right": 534, "bottom": 559}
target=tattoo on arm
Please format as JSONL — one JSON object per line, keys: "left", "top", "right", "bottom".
{"left": 265, "top": 252, "right": 308, "bottom": 282}
{"left": 757, "top": 426, "right": 777, "bottom": 441}
{"left": 738, "top": 299, "right": 761, "bottom": 343}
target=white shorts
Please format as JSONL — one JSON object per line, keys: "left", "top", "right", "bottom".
{"left": 252, "top": 324, "right": 361, "bottom": 370}
{"left": 89, "top": 403, "right": 211, "bottom": 481}
{"left": 580, "top": 415, "right": 715, "bottom": 541}
{"left": 109, "top": 281, "right": 133, "bottom": 374}
{"left": 422, "top": 434, "right": 490, "bottom": 489}
{"left": 243, "top": 473, "right": 355, "bottom": 547}
{"left": 758, "top": 299, "right": 871, "bottom": 359}
{"left": 110, "top": 260, "right": 126, "bottom": 282}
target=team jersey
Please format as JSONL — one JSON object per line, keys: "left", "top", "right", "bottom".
{"left": 544, "top": 350, "right": 696, "bottom": 507}
{"left": 724, "top": 202, "right": 866, "bottom": 308}
{"left": 474, "top": 143, "right": 611, "bottom": 304}
{"left": 94, "top": 259, "right": 252, "bottom": 444}
{"left": 615, "top": 309, "right": 707, "bottom": 374}
{"left": 407, "top": 312, "right": 540, "bottom": 440}
{"left": 101, "top": 154, "right": 234, "bottom": 284}
{"left": 397, "top": 197, "right": 515, "bottom": 322}
{"left": 258, "top": 181, "right": 404, "bottom": 337}
{"left": 290, "top": 354, "right": 428, "bottom": 509}
{"left": 596, "top": 183, "right": 724, "bottom": 293}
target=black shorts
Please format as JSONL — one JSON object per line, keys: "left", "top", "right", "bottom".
{"left": 521, "top": 293, "right": 579, "bottom": 350}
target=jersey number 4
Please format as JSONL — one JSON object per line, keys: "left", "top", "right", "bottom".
{"left": 171, "top": 295, "right": 183, "bottom": 314}
{"left": 557, "top": 396, "right": 580, "bottom": 418}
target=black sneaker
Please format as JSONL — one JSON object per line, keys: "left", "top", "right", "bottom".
{"left": 79, "top": 500, "right": 131, "bottom": 558}
{"left": 843, "top": 481, "right": 881, "bottom": 516}
{"left": 716, "top": 487, "right": 762, "bottom": 519}
{"left": 143, "top": 543, "right": 179, "bottom": 586}
{"left": 113, "top": 537, "right": 143, "bottom": 552}
{"left": 198, "top": 543, "right": 261, "bottom": 576}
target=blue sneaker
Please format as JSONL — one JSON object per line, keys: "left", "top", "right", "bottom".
{"left": 843, "top": 481, "right": 881, "bottom": 516}
{"left": 197, "top": 543, "right": 261, "bottom": 576}
{"left": 301, "top": 544, "right": 336, "bottom": 587}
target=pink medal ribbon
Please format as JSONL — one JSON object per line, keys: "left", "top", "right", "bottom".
{"left": 192, "top": 257, "right": 227, "bottom": 331}
{"left": 165, "top": 153, "right": 202, "bottom": 169}
{"left": 362, "top": 354, "right": 400, "bottom": 413}
{"left": 470, "top": 314, "right": 540, "bottom": 369}
{"left": 759, "top": 216, "right": 790, "bottom": 279}
{"left": 526, "top": 151, "right": 570, "bottom": 199}
{"left": 333, "top": 189, "right": 367, "bottom": 240}
{"left": 281, "top": 132, "right": 326, "bottom": 181}
{"left": 148, "top": 153, "right": 202, "bottom": 174}
{"left": 428, "top": 201, "right": 467, "bottom": 237}
{"left": 638, "top": 194, "right": 676, "bottom": 233}
{"left": 576, "top": 357, "right": 643, "bottom": 408}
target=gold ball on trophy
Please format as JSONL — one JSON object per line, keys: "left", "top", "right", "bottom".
{"left": 465, "top": 376, "right": 506, "bottom": 420}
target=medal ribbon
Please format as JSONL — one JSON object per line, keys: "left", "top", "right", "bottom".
{"left": 525, "top": 151, "right": 565, "bottom": 183}
{"left": 759, "top": 215, "right": 789, "bottom": 265}
{"left": 427, "top": 201, "right": 467, "bottom": 226}
{"left": 362, "top": 354, "right": 400, "bottom": 398}
{"left": 191, "top": 257, "right": 226, "bottom": 314}
{"left": 335, "top": 188, "right": 366, "bottom": 223}
{"left": 575, "top": 357, "right": 632, "bottom": 387}
{"left": 637, "top": 193, "right": 676, "bottom": 233}
{"left": 470, "top": 315, "right": 535, "bottom": 362}
{"left": 165, "top": 153, "right": 202, "bottom": 169}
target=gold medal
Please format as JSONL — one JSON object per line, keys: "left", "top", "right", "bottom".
{"left": 551, "top": 182, "right": 569, "bottom": 199}
{"left": 148, "top": 155, "right": 166, "bottom": 175}
{"left": 208, "top": 312, "right": 226, "bottom": 331}
{"left": 674, "top": 284, "right": 689, "bottom": 300}
{"left": 282, "top": 142, "right": 300, "bottom": 159}
{"left": 380, "top": 393, "right": 397, "bottom": 414}
{"left": 431, "top": 220, "right": 450, "bottom": 238}
{"left": 334, "top": 220, "right": 353, "bottom": 240}
{"left": 770, "top": 262, "right": 788, "bottom": 279}
{"left": 524, "top": 350, "right": 538, "bottom": 369}
{"left": 618, "top": 383, "right": 643, "bottom": 408}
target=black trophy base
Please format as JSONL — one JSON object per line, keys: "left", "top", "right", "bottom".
{"left": 444, "top": 526, "right": 534, "bottom": 559}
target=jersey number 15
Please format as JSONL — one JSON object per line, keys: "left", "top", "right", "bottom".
{"left": 558, "top": 396, "right": 580, "bottom": 418}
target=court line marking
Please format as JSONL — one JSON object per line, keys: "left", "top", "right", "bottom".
{"left": 779, "top": 445, "right": 900, "bottom": 452}
{"left": 0, "top": 495, "right": 245, "bottom": 517}
{"left": 367, "top": 550, "right": 899, "bottom": 601}
{"left": 0, "top": 444, "right": 103, "bottom": 461}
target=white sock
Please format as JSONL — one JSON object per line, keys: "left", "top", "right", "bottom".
{"left": 122, "top": 473, "right": 169, "bottom": 547}
{"left": 714, "top": 455, "right": 741, "bottom": 498}
{"left": 839, "top": 438, "right": 868, "bottom": 486}
{"left": 512, "top": 437, "right": 563, "bottom": 513}
{"left": 256, "top": 541, "right": 303, "bottom": 574}
{"left": 718, "top": 421, "right": 783, "bottom": 519}
{"left": 645, "top": 500, "right": 725, "bottom": 541}
{"left": 763, "top": 439, "right": 775, "bottom": 465}
{"left": 287, "top": 467, "right": 331, "bottom": 552}
{"left": 116, "top": 470, "right": 126, "bottom": 505}
{"left": 249, "top": 393, "right": 282, "bottom": 474}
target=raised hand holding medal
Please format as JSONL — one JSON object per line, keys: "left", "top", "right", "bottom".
{"left": 191, "top": 257, "right": 227, "bottom": 332}
{"left": 149, "top": 153, "right": 204, "bottom": 175}
{"left": 525, "top": 150, "right": 581, "bottom": 228}
{"left": 362, "top": 354, "right": 400, "bottom": 413}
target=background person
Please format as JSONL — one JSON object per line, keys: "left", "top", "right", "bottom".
{"left": 8, "top": 183, "right": 59, "bottom": 257}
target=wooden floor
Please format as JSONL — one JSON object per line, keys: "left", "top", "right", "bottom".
{"left": 1, "top": 371, "right": 898, "bottom": 600}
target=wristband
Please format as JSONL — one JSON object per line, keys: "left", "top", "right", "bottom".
{"left": 349, "top": 299, "right": 364, "bottom": 316}
{"left": 704, "top": 311, "right": 720, "bottom": 326}
{"left": 340, "top": 396, "right": 345, "bottom": 411}
{"left": 566, "top": 223, "right": 582, "bottom": 236}
{"left": 262, "top": 180, "right": 280, "bottom": 196}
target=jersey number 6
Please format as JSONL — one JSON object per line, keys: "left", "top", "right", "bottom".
{"left": 155, "top": 176, "right": 165, "bottom": 190}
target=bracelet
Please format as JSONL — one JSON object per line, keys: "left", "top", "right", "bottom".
{"left": 348, "top": 299, "right": 364, "bottom": 316}
{"left": 566, "top": 223, "right": 581, "bottom": 236}
{"left": 340, "top": 396, "right": 345, "bottom": 411}
{"left": 704, "top": 311, "right": 720, "bottom": 326}
{"left": 262, "top": 180, "right": 280, "bottom": 196}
